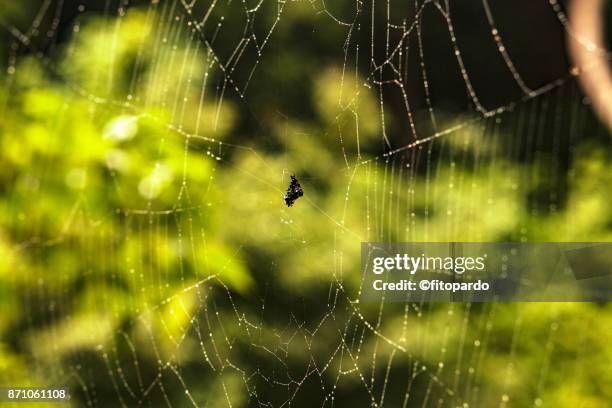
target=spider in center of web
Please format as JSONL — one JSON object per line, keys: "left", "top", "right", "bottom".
{"left": 284, "top": 175, "right": 303, "bottom": 207}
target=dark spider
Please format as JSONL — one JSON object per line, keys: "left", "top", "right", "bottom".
{"left": 284, "top": 175, "right": 304, "bottom": 207}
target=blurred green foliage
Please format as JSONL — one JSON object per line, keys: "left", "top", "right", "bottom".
{"left": 0, "top": 5, "right": 611, "bottom": 407}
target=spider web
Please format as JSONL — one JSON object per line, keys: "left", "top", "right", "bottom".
{"left": 0, "top": 0, "right": 611, "bottom": 407}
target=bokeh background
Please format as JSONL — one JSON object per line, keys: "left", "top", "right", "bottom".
{"left": 0, "top": 0, "right": 611, "bottom": 406}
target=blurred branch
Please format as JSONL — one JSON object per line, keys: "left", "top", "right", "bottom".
{"left": 568, "top": 0, "right": 612, "bottom": 129}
